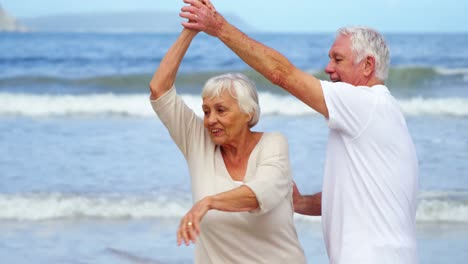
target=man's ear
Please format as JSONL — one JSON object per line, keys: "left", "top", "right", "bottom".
{"left": 363, "top": 56, "right": 375, "bottom": 77}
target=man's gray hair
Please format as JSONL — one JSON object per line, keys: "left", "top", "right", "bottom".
{"left": 338, "top": 26, "right": 390, "bottom": 81}
{"left": 202, "top": 73, "right": 260, "bottom": 128}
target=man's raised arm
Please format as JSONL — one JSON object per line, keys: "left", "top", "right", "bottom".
{"left": 180, "top": 0, "right": 328, "bottom": 118}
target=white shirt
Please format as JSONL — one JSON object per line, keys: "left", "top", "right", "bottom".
{"left": 320, "top": 81, "right": 419, "bottom": 264}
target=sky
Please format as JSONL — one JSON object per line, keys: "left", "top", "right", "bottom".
{"left": 2, "top": 0, "right": 467, "bottom": 33}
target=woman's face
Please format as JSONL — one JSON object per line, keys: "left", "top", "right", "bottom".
{"left": 202, "top": 89, "right": 251, "bottom": 146}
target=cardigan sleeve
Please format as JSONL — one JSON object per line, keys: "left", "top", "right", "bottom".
{"left": 244, "top": 133, "right": 293, "bottom": 215}
{"left": 150, "top": 85, "right": 206, "bottom": 159}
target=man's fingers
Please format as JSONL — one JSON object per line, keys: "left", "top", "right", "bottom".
{"left": 183, "top": 0, "right": 203, "bottom": 8}
{"left": 292, "top": 182, "right": 298, "bottom": 192}
{"left": 180, "top": 12, "right": 199, "bottom": 22}
{"left": 179, "top": 11, "right": 190, "bottom": 20}
{"left": 179, "top": 12, "right": 200, "bottom": 29}
{"left": 180, "top": 5, "right": 197, "bottom": 13}
{"left": 200, "top": 0, "right": 216, "bottom": 11}
{"left": 180, "top": 5, "right": 199, "bottom": 21}
{"left": 184, "top": 0, "right": 216, "bottom": 13}
{"left": 181, "top": 20, "right": 202, "bottom": 31}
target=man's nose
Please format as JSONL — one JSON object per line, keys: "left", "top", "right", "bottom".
{"left": 325, "top": 61, "right": 334, "bottom": 74}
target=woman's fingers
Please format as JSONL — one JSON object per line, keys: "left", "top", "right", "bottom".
{"left": 177, "top": 226, "right": 183, "bottom": 246}
{"left": 192, "top": 218, "right": 201, "bottom": 235}
{"left": 186, "top": 221, "right": 198, "bottom": 243}
{"left": 182, "top": 219, "right": 191, "bottom": 245}
{"left": 177, "top": 216, "right": 199, "bottom": 246}
{"left": 177, "top": 199, "right": 210, "bottom": 246}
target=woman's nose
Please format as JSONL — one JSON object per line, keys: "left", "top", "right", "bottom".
{"left": 207, "top": 113, "right": 217, "bottom": 124}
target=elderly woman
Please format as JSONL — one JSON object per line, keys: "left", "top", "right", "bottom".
{"left": 149, "top": 28, "right": 305, "bottom": 263}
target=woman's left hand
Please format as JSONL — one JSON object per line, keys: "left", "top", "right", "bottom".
{"left": 177, "top": 197, "right": 211, "bottom": 246}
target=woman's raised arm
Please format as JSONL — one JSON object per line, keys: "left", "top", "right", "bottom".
{"left": 149, "top": 28, "right": 197, "bottom": 100}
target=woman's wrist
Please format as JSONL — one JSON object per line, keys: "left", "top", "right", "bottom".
{"left": 203, "top": 195, "right": 215, "bottom": 211}
{"left": 182, "top": 27, "right": 199, "bottom": 37}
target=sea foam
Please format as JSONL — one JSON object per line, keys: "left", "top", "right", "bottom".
{"left": 1, "top": 192, "right": 467, "bottom": 222}
{"left": 1, "top": 92, "right": 468, "bottom": 117}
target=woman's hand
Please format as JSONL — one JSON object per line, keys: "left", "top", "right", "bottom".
{"left": 176, "top": 186, "right": 258, "bottom": 245}
{"left": 177, "top": 197, "right": 211, "bottom": 246}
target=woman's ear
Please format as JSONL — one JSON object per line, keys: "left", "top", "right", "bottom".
{"left": 246, "top": 112, "right": 253, "bottom": 122}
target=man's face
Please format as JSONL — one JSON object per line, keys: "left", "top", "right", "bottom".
{"left": 325, "top": 35, "right": 367, "bottom": 86}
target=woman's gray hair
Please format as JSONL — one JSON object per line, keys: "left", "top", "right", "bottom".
{"left": 337, "top": 26, "right": 390, "bottom": 81}
{"left": 202, "top": 73, "right": 260, "bottom": 128}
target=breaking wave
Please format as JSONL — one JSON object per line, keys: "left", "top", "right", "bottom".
{"left": 1, "top": 191, "right": 467, "bottom": 222}
{"left": 1, "top": 92, "right": 467, "bottom": 117}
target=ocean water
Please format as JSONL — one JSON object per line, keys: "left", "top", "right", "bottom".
{"left": 1, "top": 32, "right": 468, "bottom": 264}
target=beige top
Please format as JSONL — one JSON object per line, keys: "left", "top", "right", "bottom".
{"left": 151, "top": 86, "right": 306, "bottom": 264}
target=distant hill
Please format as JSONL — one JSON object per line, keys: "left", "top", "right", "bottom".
{"left": 20, "top": 10, "right": 254, "bottom": 33}
{"left": 0, "top": 5, "right": 28, "bottom": 32}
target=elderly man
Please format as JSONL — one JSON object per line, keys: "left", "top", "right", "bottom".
{"left": 180, "top": 0, "right": 419, "bottom": 263}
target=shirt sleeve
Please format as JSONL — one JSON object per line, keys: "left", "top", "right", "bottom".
{"left": 244, "top": 133, "right": 293, "bottom": 215}
{"left": 321, "top": 80, "right": 377, "bottom": 139}
{"left": 150, "top": 86, "right": 205, "bottom": 159}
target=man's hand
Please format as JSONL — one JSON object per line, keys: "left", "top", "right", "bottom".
{"left": 180, "top": 0, "right": 225, "bottom": 37}
{"left": 292, "top": 182, "right": 322, "bottom": 216}
{"left": 292, "top": 181, "right": 304, "bottom": 211}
